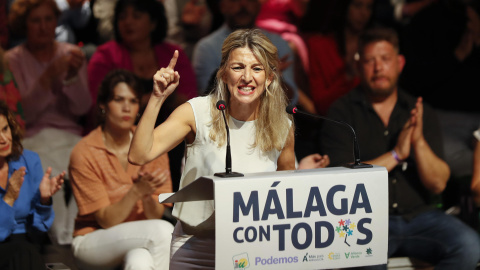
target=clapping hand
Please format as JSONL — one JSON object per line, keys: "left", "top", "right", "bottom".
{"left": 65, "top": 47, "right": 85, "bottom": 80}
{"left": 39, "top": 167, "right": 65, "bottom": 205}
{"left": 153, "top": 50, "right": 180, "bottom": 99}
{"left": 394, "top": 97, "right": 424, "bottom": 161}
{"left": 134, "top": 168, "right": 170, "bottom": 199}
{"left": 43, "top": 47, "right": 84, "bottom": 88}
{"left": 410, "top": 97, "right": 424, "bottom": 145}
{"left": 3, "top": 167, "right": 26, "bottom": 206}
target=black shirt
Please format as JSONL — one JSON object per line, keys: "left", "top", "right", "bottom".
{"left": 320, "top": 87, "right": 444, "bottom": 220}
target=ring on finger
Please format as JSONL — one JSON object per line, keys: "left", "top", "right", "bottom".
{"left": 161, "top": 73, "right": 165, "bottom": 78}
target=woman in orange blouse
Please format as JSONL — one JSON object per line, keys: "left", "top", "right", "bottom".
{"left": 69, "top": 69, "right": 173, "bottom": 270}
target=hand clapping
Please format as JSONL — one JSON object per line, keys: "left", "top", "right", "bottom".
{"left": 394, "top": 97, "right": 424, "bottom": 160}
{"left": 65, "top": 47, "right": 85, "bottom": 80}
{"left": 134, "top": 168, "right": 170, "bottom": 199}
{"left": 43, "top": 47, "right": 85, "bottom": 88}
{"left": 39, "top": 167, "right": 65, "bottom": 205}
{"left": 3, "top": 167, "right": 26, "bottom": 206}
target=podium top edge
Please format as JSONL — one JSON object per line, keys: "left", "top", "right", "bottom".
{"left": 206, "top": 165, "right": 386, "bottom": 180}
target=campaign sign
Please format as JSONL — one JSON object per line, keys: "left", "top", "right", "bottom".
{"left": 214, "top": 166, "right": 388, "bottom": 269}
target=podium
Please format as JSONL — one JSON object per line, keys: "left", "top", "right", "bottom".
{"left": 160, "top": 166, "right": 388, "bottom": 269}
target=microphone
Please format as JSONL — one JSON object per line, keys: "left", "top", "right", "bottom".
{"left": 214, "top": 100, "right": 244, "bottom": 177}
{"left": 286, "top": 105, "right": 372, "bottom": 169}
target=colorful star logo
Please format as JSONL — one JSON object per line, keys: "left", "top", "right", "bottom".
{"left": 337, "top": 218, "right": 356, "bottom": 246}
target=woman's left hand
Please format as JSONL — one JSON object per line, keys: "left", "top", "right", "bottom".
{"left": 298, "top": 154, "right": 330, "bottom": 170}
{"left": 39, "top": 167, "right": 65, "bottom": 205}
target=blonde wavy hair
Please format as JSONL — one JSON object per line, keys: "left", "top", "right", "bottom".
{"left": 208, "top": 29, "right": 293, "bottom": 152}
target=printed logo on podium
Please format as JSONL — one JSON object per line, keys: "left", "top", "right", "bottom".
{"left": 233, "top": 252, "right": 250, "bottom": 269}
{"left": 336, "top": 218, "right": 356, "bottom": 247}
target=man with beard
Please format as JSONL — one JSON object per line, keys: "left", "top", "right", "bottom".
{"left": 319, "top": 27, "right": 480, "bottom": 268}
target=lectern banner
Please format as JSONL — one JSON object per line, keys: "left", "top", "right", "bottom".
{"left": 214, "top": 167, "right": 388, "bottom": 270}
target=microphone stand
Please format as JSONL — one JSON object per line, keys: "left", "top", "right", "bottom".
{"left": 214, "top": 106, "right": 244, "bottom": 178}
{"left": 287, "top": 106, "right": 372, "bottom": 169}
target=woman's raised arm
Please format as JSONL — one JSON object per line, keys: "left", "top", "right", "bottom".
{"left": 129, "top": 51, "right": 195, "bottom": 165}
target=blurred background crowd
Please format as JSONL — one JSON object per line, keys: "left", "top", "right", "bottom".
{"left": 1, "top": 0, "right": 480, "bottom": 268}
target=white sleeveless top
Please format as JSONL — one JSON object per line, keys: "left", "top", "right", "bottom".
{"left": 172, "top": 96, "right": 288, "bottom": 230}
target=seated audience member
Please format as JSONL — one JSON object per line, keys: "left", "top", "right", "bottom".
{"left": 0, "top": 47, "right": 25, "bottom": 130}
{"left": 192, "top": 0, "right": 315, "bottom": 114}
{"left": 6, "top": 0, "right": 91, "bottom": 245}
{"left": 69, "top": 69, "right": 174, "bottom": 270}
{"left": 164, "top": 0, "right": 213, "bottom": 60}
{"left": 87, "top": 0, "right": 197, "bottom": 190}
{"left": 87, "top": 0, "right": 197, "bottom": 124}
{"left": 319, "top": 27, "right": 480, "bottom": 268}
{"left": 0, "top": 101, "right": 65, "bottom": 270}
{"left": 400, "top": 0, "right": 480, "bottom": 179}
{"left": 300, "top": 0, "right": 374, "bottom": 116}
{"left": 6, "top": 0, "right": 92, "bottom": 48}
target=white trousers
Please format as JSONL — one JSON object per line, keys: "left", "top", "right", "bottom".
{"left": 169, "top": 222, "right": 215, "bottom": 269}
{"left": 72, "top": 219, "right": 174, "bottom": 270}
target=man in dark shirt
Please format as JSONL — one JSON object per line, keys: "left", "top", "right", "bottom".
{"left": 320, "top": 27, "right": 480, "bottom": 269}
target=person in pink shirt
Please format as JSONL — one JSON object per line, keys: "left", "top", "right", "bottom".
{"left": 6, "top": 0, "right": 91, "bottom": 245}
{"left": 87, "top": 0, "right": 197, "bottom": 127}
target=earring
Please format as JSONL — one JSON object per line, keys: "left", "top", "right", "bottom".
{"left": 265, "top": 85, "right": 272, "bottom": 97}
{"left": 101, "top": 108, "right": 105, "bottom": 114}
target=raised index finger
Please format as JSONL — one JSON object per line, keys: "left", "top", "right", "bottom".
{"left": 168, "top": 50, "right": 179, "bottom": 69}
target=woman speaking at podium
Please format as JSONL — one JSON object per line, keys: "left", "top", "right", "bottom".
{"left": 129, "top": 29, "right": 299, "bottom": 268}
